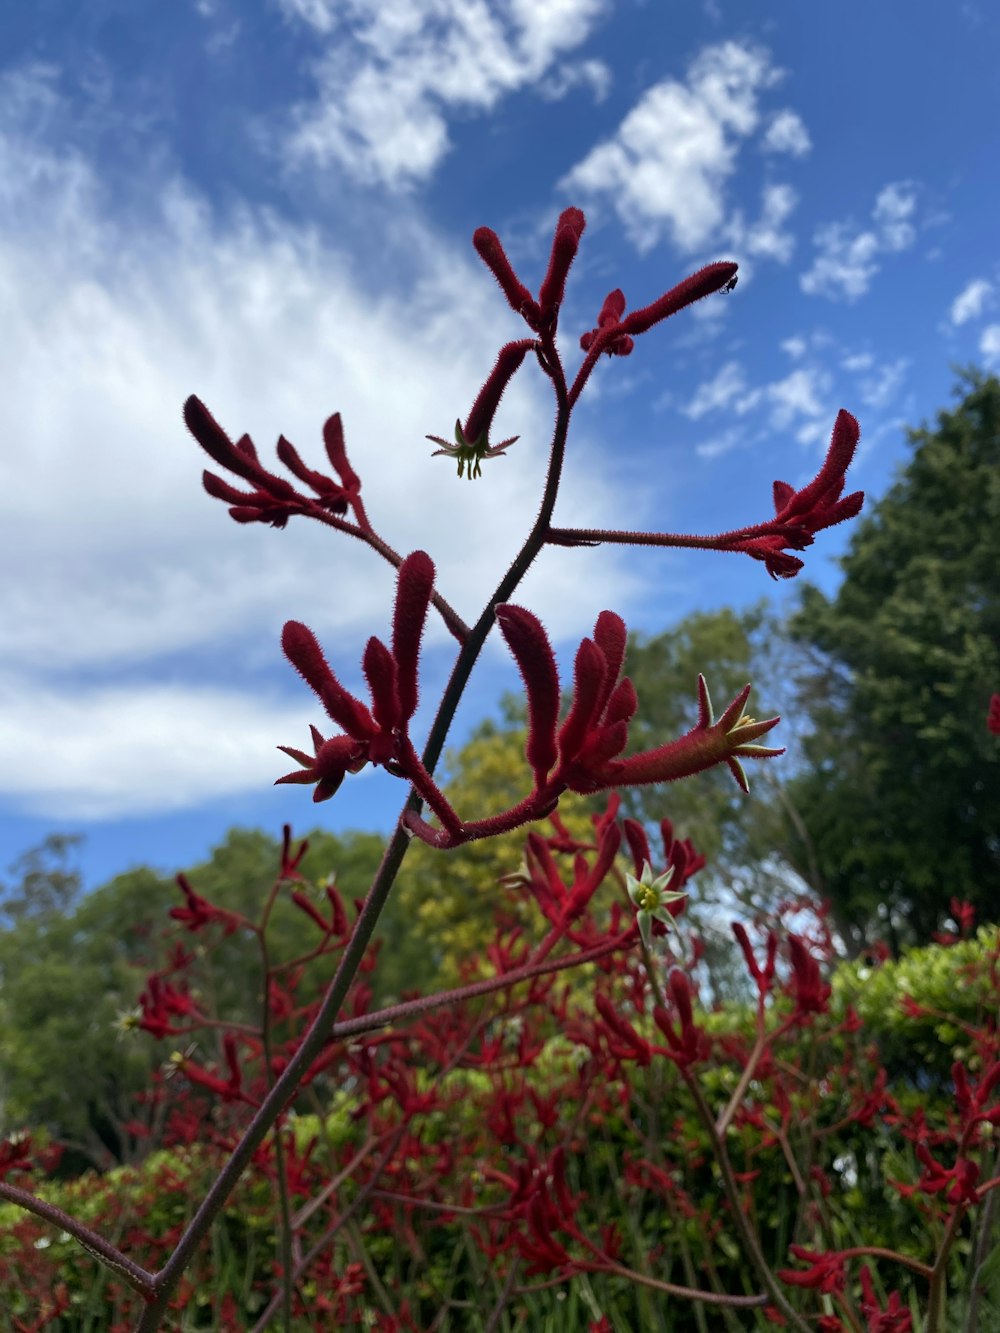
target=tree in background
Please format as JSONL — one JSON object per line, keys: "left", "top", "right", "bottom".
{"left": 786, "top": 370, "right": 1000, "bottom": 951}
{"left": 0, "top": 827, "right": 383, "bottom": 1169}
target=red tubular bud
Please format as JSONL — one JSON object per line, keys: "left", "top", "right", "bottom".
{"left": 281, "top": 621, "right": 376, "bottom": 739}
{"left": 325, "top": 882, "right": 348, "bottom": 936}
{"left": 591, "top": 611, "right": 627, "bottom": 713}
{"left": 622, "top": 819, "right": 652, "bottom": 877}
{"left": 598, "top": 289, "right": 627, "bottom": 327}
{"left": 291, "top": 891, "right": 332, "bottom": 934}
{"left": 556, "top": 638, "right": 608, "bottom": 762}
{"left": 463, "top": 340, "right": 532, "bottom": 445}
{"left": 779, "top": 410, "right": 861, "bottom": 520}
{"left": 184, "top": 395, "right": 244, "bottom": 473}
{"left": 538, "top": 207, "right": 586, "bottom": 322}
{"left": 473, "top": 227, "right": 538, "bottom": 322}
{"left": 619, "top": 263, "right": 738, "bottom": 336}
{"left": 495, "top": 604, "right": 561, "bottom": 785}
{"left": 732, "top": 922, "right": 764, "bottom": 987}
{"left": 361, "top": 637, "right": 401, "bottom": 736}
{"left": 201, "top": 471, "right": 258, "bottom": 505}
{"left": 392, "top": 551, "right": 434, "bottom": 723}
{"left": 322, "top": 412, "right": 361, "bottom": 491}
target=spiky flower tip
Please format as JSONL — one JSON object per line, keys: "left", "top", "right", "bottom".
{"left": 426, "top": 418, "right": 519, "bottom": 481}
{"left": 626, "top": 862, "right": 688, "bottom": 947}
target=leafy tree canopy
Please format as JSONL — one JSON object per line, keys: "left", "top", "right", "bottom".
{"left": 786, "top": 369, "right": 1000, "bottom": 948}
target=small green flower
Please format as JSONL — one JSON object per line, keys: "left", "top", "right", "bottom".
{"left": 113, "top": 1006, "right": 143, "bottom": 1041}
{"left": 626, "top": 861, "right": 687, "bottom": 947}
{"left": 426, "top": 418, "right": 518, "bottom": 480}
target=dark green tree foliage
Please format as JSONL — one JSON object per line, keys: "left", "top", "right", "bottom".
{"left": 786, "top": 371, "right": 1000, "bottom": 949}
{"left": 0, "top": 827, "right": 383, "bottom": 1168}
{"left": 0, "top": 836, "right": 167, "bottom": 1170}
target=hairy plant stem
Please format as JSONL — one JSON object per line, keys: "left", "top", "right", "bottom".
{"left": 683, "top": 1075, "right": 812, "bottom": 1332}
{"left": 131, "top": 340, "right": 571, "bottom": 1332}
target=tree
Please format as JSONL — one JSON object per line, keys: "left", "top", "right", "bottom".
{"left": 785, "top": 370, "right": 1000, "bottom": 949}
{"left": 0, "top": 826, "right": 384, "bottom": 1168}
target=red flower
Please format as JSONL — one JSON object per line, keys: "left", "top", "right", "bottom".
{"left": 474, "top": 207, "right": 586, "bottom": 335}
{"left": 498, "top": 605, "right": 782, "bottom": 797}
{"left": 733, "top": 410, "right": 863, "bottom": 579}
{"left": 168, "top": 873, "right": 245, "bottom": 936}
{"left": 988, "top": 693, "right": 1000, "bottom": 735}
{"left": 579, "top": 263, "right": 739, "bottom": 359}
{"left": 777, "top": 1244, "right": 847, "bottom": 1294}
{"left": 426, "top": 339, "right": 534, "bottom": 479}
{"left": 786, "top": 933, "right": 831, "bottom": 1018}
{"left": 653, "top": 970, "right": 710, "bottom": 1070}
{"left": 732, "top": 921, "right": 779, "bottom": 999}
{"left": 185, "top": 396, "right": 361, "bottom": 527}
{"left": 276, "top": 550, "right": 435, "bottom": 803}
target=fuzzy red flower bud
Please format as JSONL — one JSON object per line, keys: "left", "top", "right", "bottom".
{"left": 495, "top": 604, "right": 560, "bottom": 785}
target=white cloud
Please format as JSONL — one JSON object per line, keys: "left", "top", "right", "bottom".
{"left": 981, "top": 324, "right": 1000, "bottom": 366}
{"left": 872, "top": 182, "right": 917, "bottom": 251}
{"left": 728, "top": 182, "right": 798, "bottom": 263}
{"left": 684, "top": 361, "right": 756, "bottom": 419}
{"left": 762, "top": 109, "right": 811, "bottom": 157}
{"left": 765, "top": 366, "right": 830, "bottom": 430}
{"left": 559, "top": 41, "right": 789, "bottom": 253}
{"left": 950, "top": 278, "right": 993, "bottom": 326}
{"left": 276, "top": 0, "right": 611, "bottom": 189}
{"left": 0, "top": 65, "right": 641, "bottom": 817}
{"left": 781, "top": 335, "right": 806, "bottom": 358}
{"left": 694, "top": 429, "right": 740, "bottom": 460}
{"left": 801, "top": 180, "right": 919, "bottom": 301}
{"left": 537, "top": 57, "right": 611, "bottom": 102}
{"left": 858, "top": 357, "right": 907, "bottom": 409}
{"left": 0, "top": 675, "right": 317, "bottom": 818}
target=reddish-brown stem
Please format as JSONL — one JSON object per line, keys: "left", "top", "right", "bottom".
{"left": 328, "top": 928, "right": 637, "bottom": 1041}
{"left": 0, "top": 1181, "right": 156, "bottom": 1298}
{"left": 546, "top": 523, "right": 780, "bottom": 552}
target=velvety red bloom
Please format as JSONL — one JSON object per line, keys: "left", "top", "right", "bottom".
{"left": 893, "top": 1143, "right": 981, "bottom": 1205}
{"left": 474, "top": 207, "right": 586, "bottom": 335}
{"left": 777, "top": 1244, "right": 847, "bottom": 1294}
{"left": 175, "top": 1033, "right": 254, "bottom": 1106}
{"left": 988, "top": 693, "right": 1000, "bottom": 735}
{"left": 506, "top": 820, "right": 622, "bottom": 933}
{"left": 168, "top": 873, "right": 245, "bottom": 936}
{"left": 185, "top": 397, "right": 361, "bottom": 527}
{"left": 497, "top": 605, "right": 782, "bottom": 797}
{"left": 622, "top": 816, "right": 704, "bottom": 900}
{"left": 786, "top": 933, "right": 831, "bottom": 1018}
{"left": 859, "top": 1266, "right": 913, "bottom": 1332}
{"left": 426, "top": 339, "right": 533, "bottom": 479}
{"left": 732, "top": 922, "right": 779, "bottom": 999}
{"left": 579, "top": 263, "right": 739, "bottom": 358}
{"left": 276, "top": 550, "right": 434, "bottom": 802}
{"left": 653, "top": 970, "right": 710, "bottom": 1069}
{"left": 138, "top": 974, "right": 204, "bottom": 1039}
{"left": 595, "top": 993, "right": 653, "bottom": 1067}
{"left": 728, "top": 410, "right": 864, "bottom": 579}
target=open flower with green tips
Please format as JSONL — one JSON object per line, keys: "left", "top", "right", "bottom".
{"left": 627, "top": 862, "right": 688, "bottom": 947}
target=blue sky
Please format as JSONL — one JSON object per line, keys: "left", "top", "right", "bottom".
{"left": 2, "top": 0, "right": 998, "bottom": 894}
